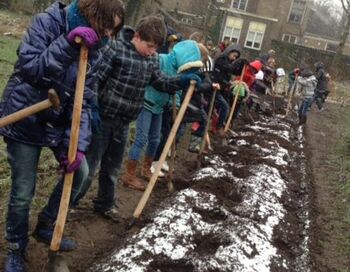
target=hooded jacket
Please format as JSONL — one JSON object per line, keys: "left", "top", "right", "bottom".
{"left": 314, "top": 62, "right": 328, "bottom": 91}
{"left": 297, "top": 70, "right": 317, "bottom": 99}
{"left": 212, "top": 44, "right": 244, "bottom": 87}
{"left": 0, "top": 2, "right": 100, "bottom": 151}
{"left": 144, "top": 40, "right": 203, "bottom": 114}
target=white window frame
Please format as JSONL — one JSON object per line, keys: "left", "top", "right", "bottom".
{"left": 282, "top": 34, "right": 298, "bottom": 44}
{"left": 244, "top": 21, "right": 266, "bottom": 50}
{"left": 181, "top": 17, "right": 193, "bottom": 25}
{"left": 230, "top": 0, "right": 248, "bottom": 11}
{"left": 223, "top": 16, "right": 243, "bottom": 44}
{"left": 288, "top": 0, "right": 306, "bottom": 24}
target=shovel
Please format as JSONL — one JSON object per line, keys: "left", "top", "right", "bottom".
{"left": 196, "top": 86, "right": 218, "bottom": 168}
{"left": 285, "top": 78, "right": 298, "bottom": 117}
{"left": 167, "top": 95, "right": 177, "bottom": 193}
{"left": 0, "top": 89, "right": 60, "bottom": 128}
{"left": 224, "top": 65, "right": 247, "bottom": 134}
{"left": 48, "top": 37, "right": 88, "bottom": 272}
{"left": 128, "top": 81, "right": 196, "bottom": 229}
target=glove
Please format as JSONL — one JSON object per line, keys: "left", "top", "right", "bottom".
{"left": 67, "top": 27, "right": 99, "bottom": 48}
{"left": 60, "top": 151, "right": 85, "bottom": 173}
{"left": 231, "top": 58, "right": 249, "bottom": 76}
{"left": 91, "top": 102, "right": 102, "bottom": 134}
{"left": 180, "top": 73, "right": 202, "bottom": 89}
{"left": 232, "top": 84, "right": 246, "bottom": 97}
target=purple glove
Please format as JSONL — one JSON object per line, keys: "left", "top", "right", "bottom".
{"left": 66, "top": 27, "right": 99, "bottom": 48}
{"left": 60, "top": 151, "right": 85, "bottom": 173}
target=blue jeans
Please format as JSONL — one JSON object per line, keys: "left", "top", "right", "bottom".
{"left": 128, "top": 108, "right": 162, "bottom": 160}
{"left": 74, "top": 117, "right": 129, "bottom": 212}
{"left": 154, "top": 106, "right": 186, "bottom": 161}
{"left": 298, "top": 97, "right": 313, "bottom": 118}
{"left": 5, "top": 138, "right": 88, "bottom": 243}
{"left": 215, "top": 93, "right": 229, "bottom": 129}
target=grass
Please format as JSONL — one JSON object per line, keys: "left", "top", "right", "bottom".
{"left": 0, "top": 35, "right": 19, "bottom": 94}
{"left": 323, "top": 92, "right": 350, "bottom": 268}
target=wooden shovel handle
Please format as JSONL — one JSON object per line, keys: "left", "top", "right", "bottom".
{"left": 198, "top": 88, "right": 217, "bottom": 157}
{"left": 0, "top": 89, "right": 59, "bottom": 128}
{"left": 225, "top": 65, "right": 247, "bottom": 132}
{"left": 50, "top": 41, "right": 89, "bottom": 252}
{"left": 133, "top": 81, "right": 196, "bottom": 219}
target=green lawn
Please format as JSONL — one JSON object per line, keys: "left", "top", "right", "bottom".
{"left": 0, "top": 35, "right": 19, "bottom": 94}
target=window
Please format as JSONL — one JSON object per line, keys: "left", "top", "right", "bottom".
{"left": 288, "top": 0, "right": 306, "bottom": 24}
{"left": 245, "top": 21, "right": 266, "bottom": 50}
{"left": 181, "top": 18, "right": 193, "bottom": 25}
{"left": 223, "top": 16, "right": 243, "bottom": 44}
{"left": 326, "top": 43, "right": 337, "bottom": 52}
{"left": 231, "top": 0, "right": 248, "bottom": 11}
{"left": 282, "top": 34, "right": 298, "bottom": 44}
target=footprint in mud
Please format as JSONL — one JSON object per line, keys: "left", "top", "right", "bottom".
{"left": 148, "top": 258, "right": 195, "bottom": 272}
{"left": 192, "top": 207, "right": 227, "bottom": 224}
{"left": 193, "top": 233, "right": 231, "bottom": 255}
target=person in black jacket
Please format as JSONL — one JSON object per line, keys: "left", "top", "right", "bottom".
{"left": 314, "top": 62, "right": 329, "bottom": 111}
{"left": 211, "top": 44, "right": 247, "bottom": 136}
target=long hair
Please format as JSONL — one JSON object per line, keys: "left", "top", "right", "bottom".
{"left": 79, "top": 0, "right": 125, "bottom": 36}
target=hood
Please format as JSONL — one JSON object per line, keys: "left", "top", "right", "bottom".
{"left": 118, "top": 26, "right": 136, "bottom": 46}
{"left": 300, "top": 68, "right": 313, "bottom": 77}
{"left": 223, "top": 44, "right": 241, "bottom": 58}
{"left": 249, "top": 60, "right": 263, "bottom": 72}
{"left": 45, "top": 2, "right": 67, "bottom": 26}
{"left": 314, "top": 61, "right": 325, "bottom": 71}
{"left": 171, "top": 40, "right": 203, "bottom": 73}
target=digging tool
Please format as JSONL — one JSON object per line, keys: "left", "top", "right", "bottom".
{"left": 167, "top": 95, "right": 177, "bottom": 193}
{"left": 271, "top": 79, "right": 276, "bottom": 117}
{"left": 196, "top": 86, "right": 218, "bottom": 168}
{"left": 285, "top": 78, "right": 298, "bottom": 117}
{"left": 224, "top": 65, "right": 247, "bottom": 133}
{"left": 48, "top": 37, "right": 88, "bottom": 272}
{"left": 128, "top": 81, "right": 197, "bottom": 229}
{"left": 0, "top": 89, "right": 60, "bottom": 128}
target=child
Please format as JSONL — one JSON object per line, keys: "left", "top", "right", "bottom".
{"left": 297, "top": 68, "right": 317, "bottom": 124}
{"left": 314, "top": 61, "right": 329, "bottom": 111}
{"left": 211, "top": 44, "right": 247, "bottom": 137}
{"left": 74, "top": 16, "right": 201, "bottom": 221}
{"left": 122, "top": 40, "right": 203, "bottom": 187}
{"left": 0, "top": 0, "right": 125, "bottom": 271}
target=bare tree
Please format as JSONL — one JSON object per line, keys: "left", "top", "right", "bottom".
{"left": 332, "top": 0, "right": 350, "bottom": 74}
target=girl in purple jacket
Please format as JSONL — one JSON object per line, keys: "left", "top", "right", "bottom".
{"left": 0, "top": 1, "right": 124, "bottom": 271}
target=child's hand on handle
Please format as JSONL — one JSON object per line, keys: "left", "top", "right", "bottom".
{"left": 59, "top": 151, "right": 85, "bottom": 173}
{"left": 67, "top": 27, "right": 99, "bottom": 48}
{"left": 212, "top": 83, "right": 220, "bottom": 91}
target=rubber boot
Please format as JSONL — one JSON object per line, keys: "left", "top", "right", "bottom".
{"left": 120, "top": 160, "right": 147, "bottom": 191}
{"left": 5, "top": 239, "right": 27, "bottom": 272}
{"left": 142, "top": 156, "right": 153, "bottom": 180}
{"left": 33, "top": 221, "right": 76, "bottom": 251}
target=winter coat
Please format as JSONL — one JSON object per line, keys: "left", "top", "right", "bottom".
{"left": 314, "top": 62, "right": 328, "bottom": 91}
{"left": 212, "top": 44, "right": 244, "bottom": 87}
{"left": 144, "top": 40, "right": 203, "bottom": 114}
{"left": 236, "top": 60, "right": 263, "bottom": 88}
{"left": 297, "top": 74, "right": 317, "bottom": 99}
{"left": 96, "top": 26, "right": 185, "bottom": 123}
{"left": 0, "top": 2, "right": 100, "bottom": 152}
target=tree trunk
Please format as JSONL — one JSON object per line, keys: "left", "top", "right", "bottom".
{"left": 331, "top": 12, "right": 350, "bottom": 77}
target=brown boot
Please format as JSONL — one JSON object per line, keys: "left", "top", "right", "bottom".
{"left": 142, "top": 156, "right": 153, "bottom": 180}
{"left": 120, "top": 160, "right": 147, "bottom": 191}
{"left": 218, "top": 127, "right": 226, "bottom": 138}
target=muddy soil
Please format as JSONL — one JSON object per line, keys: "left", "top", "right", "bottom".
{"left": 89, "top": 98, "right": 314, "bottom": 272}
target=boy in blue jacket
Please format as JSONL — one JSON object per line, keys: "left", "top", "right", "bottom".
{"left": 0, "top": 1, "right": 125, "bottom": 271}
{"left": 122, "top": 40, "right": 203, "bottom": 188}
